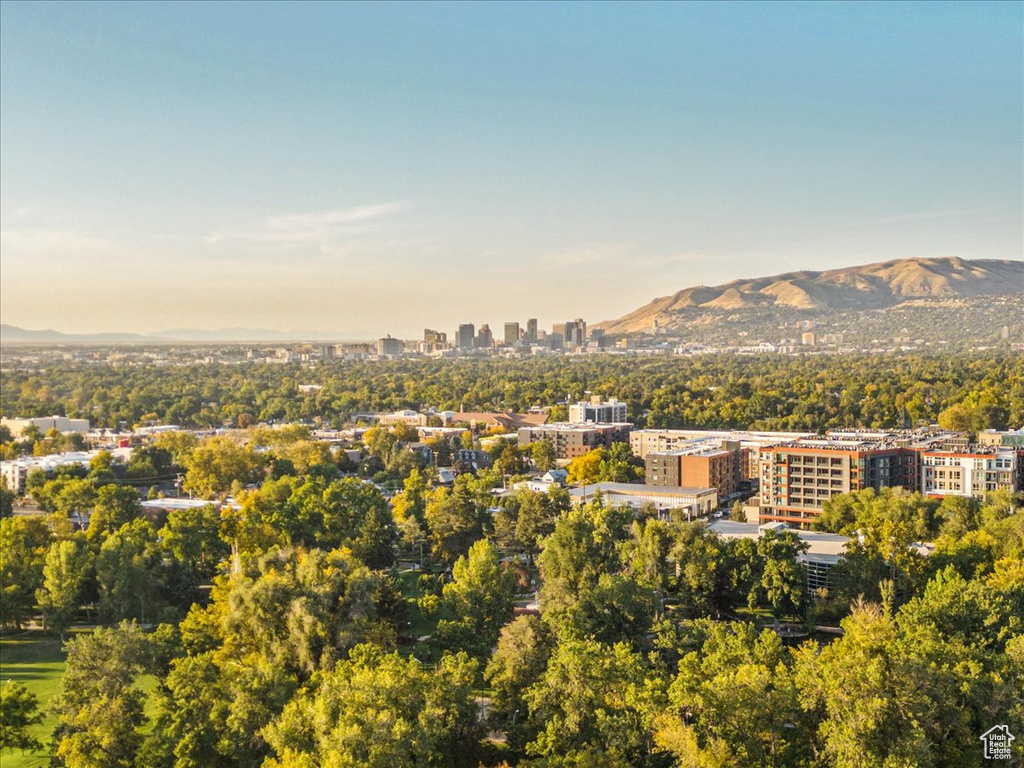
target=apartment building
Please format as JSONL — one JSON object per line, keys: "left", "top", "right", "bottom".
{"left": 517, "top": 422, "right": 632, "bottom": 460}
{"left": 920, "top": 446, "right": 1020, "bottom": 499}
{"left": 569, "top": 396, "right": 628, "bottom": 424}
{"left": 646, "top": 446, "right": 740, "bottom": 501}
{"left": 758, "top": 436, "right": 918, "bottom": 527}
{"left": 629, "top": 429, "right": 815, "bottom": 460}
{"left": 755, "top": 429, "right": 977, "bottom": 527}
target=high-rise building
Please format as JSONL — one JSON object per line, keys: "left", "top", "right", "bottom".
{"left": 504, "top": 322, "right": 521, "bottom": 345}
{"left": 565, "top": 318, "right": 587, "bottom": 348}
{"left": 377, "top": 335, "right": 403, "bottom": 356}
{"left": 424, "top": 329, "right": 447, "bottom": 344}
{"left": 458, "top": 324, "right": 476, "bottom": 350}
{"left": 526, "top": 318, "right": 538, "bottom": 342}
{"left": 477, "top": 324, "right": 493, "bottom": 348}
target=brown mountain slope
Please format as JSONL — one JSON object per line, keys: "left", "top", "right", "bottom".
{"left": 598, "top": 257, "right": 1024, "bottom": 334}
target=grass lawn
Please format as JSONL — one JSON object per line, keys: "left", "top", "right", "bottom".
{"left": 0, "top": 632, "right": 67, "bottom": 768}
{"left": 396, "top": 568, "right": 444, "bottom": 664}
{"left": 0, "top": 631, "right": 163, "bottom": 767}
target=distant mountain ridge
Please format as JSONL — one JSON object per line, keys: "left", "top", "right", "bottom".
{"left": 0, "top": 325, "right": 340, "bottom": 343}
{"left": 599, "top": 257, "right": 1024, "bottom": 334}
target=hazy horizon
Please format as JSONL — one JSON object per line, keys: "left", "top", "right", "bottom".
{"left": 2, "top": 2, "right": 1022, "bottom": 338}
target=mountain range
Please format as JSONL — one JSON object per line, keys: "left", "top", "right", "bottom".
{"left": 598, "top": 257, "right": 1024, "bottom": 334}
{"left": 3, "top": 257, "right": 1022, "bottom": 345}
{"left": 0, "top": 326, "right": 340, "bottom": 343}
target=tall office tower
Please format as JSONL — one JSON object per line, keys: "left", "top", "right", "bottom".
{"left": 565, "top": 318, "right": 587, "bottom": 348}
{"left": 477, "top": 324, "right": 494, "bottom": 348}
{"left": 526, "top": 318, "right": 538, "bottom": 342}
{"left": 458, "top": 324, "right": 476, "bottom": 350}
{"left": 504, "top": 322, "right": 521, "bottom": 345}
{"left": 424, "top": 329, "right": 447, "bottom": 344}
{"left": 377, "top": 335, "right": 403, "bottom": 356}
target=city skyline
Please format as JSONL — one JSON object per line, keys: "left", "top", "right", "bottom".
{"left": 2, "top": 2, "right": 1022, "bottom": 338}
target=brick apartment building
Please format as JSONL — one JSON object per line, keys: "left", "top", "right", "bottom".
{"left": 518, "top": 422, "right": 632, "bottom": 460}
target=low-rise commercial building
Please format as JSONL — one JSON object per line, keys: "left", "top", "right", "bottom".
{"left": 568, "top": 482, "right": 718, "bottom": 519}
{"left": 708, "top": 519, "right": 850, "bottom": 592}
{"left": 1, "top": 447, "right": 132, "bottom": 495}
{"left": 2, "top": 415, "right": 90, "bottom": 437}
{"left": 378, "top": 410, "right": 429, "bottom": 427}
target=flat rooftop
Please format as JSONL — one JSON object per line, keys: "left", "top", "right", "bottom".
{"left": 569, "top": 482, "right": 716, "bottom": 497}
{"left": 707, "top": 519, "right": 849, "bottom": 559}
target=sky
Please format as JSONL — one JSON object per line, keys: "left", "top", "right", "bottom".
{"left": 1, "top": 1, "right": 1021, "bottom": 338}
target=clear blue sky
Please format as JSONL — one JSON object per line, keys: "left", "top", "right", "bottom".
{"left": 2, "top": 1, "right": 1021, "bottom": 337}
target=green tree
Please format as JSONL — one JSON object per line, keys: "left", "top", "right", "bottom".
{"left": 262, "top": 644, "right": 484, "bottom": 768}
{"left": 794, "top": 601, "right": 937, "bottom": 768}
{"left": 0, "top": 680, "right": 44, "bottom": 753}
{"left": 551, "top": 572, "right": 658, "bottom": 648}
{"left": 656, "top": 622, "right": 814, "bottom": 767}
{"left": 0, "top": 516, "right": 51, "bottom": 629}
{"left": 86, "top": 484, "right": 142, "bottom": 542}
{"left": 0, "top": 480, "right": 14, "bottom": 518}
{"left": 530, "top": 439, "right": 557, "bottom": 471}
{"left": 51, "top": 623, "right": 150, "bottom": 768}
{"left": 96, "top": 519, "right": 162, "bottom": 624}
{"left": 152, "top": 431, "right": 199, "bottom": 467}
{"left": 423, "top": 482, "right": 486, "bottom": 565}
{"left": 52, "top": 477, "right": 97, "bottom": 519}
{"left": 392, "top": 468, "right": 428, "bottom": 549}
{"left": 669, "top": 523, "right": 735, "bottom": 617}
{"left": 740, "top": 530, "right": 808, "bottom": 630}
{"left": 88, "top": 450, "right": 118, "bottom": 481}
{"left": 144, "top": 650, "right": 296, "bottom": 768}
{"left": 525, "top": 638, "right": 651, "bottom": 762}
{"left": 510, "top": 488, "right": 562, "bottom": 563}
{"left": 37, "top": 538, "right": 91, "bottom": 639}
{"left": 440, "top": 539, "right": 516, "bottom": 653}
{"left": 484, "top": 615, "right": 553, "bottom": 749}
{"left": 183, "top": 436, "right": 262, "bottom": 498}
{"left": 598, "top": 441, "right": 645, "bottom": 483}
{"left": 159, "top": 504, "right": 228, "bottom": 582}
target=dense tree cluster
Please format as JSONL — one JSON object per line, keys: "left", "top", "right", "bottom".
{"left": 2, "top": 354, "right": 1021, "bottom": 444}
{"left": 1, "top": 394, "right": 1022, "bottom": 765}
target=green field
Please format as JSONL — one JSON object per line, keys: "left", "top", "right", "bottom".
{"left": 0, "top": 633, "right": 66, "bottom": 768}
